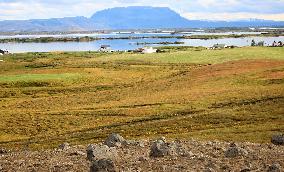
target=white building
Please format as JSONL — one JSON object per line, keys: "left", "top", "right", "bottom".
{"left": 99, "top": 45, "right": 113, "bottom": 52}
{"left": 0, "top": 49, "right": 9, "bottom": 55}
{"left": 141, "top": 47, "right": 157, "bottom": 54}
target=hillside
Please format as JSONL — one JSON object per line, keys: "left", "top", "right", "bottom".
{"left": 0, "top": 46, "right": 284, "bottom": 171}
{"left": 90, "top": 6, "right": 191, "bottom": 29}
{"left": 0, "top": 17, "right": 94, "bottom": 32}
{"left": 0, "top": 47, "right": 284, "bottom": 150}
{"left": 0, "top": 6, "right": 284, "bottom": 32}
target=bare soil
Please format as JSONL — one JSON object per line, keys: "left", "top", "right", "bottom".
{"left": 1, "top": 139, "right": 283, "bottom": 172}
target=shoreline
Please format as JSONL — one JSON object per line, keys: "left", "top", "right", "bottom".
{"left": 2, "top": 46, "right": 284, "bottom": 55}
{"left": 0, "top": 33, "right": 283, "bottom": 43}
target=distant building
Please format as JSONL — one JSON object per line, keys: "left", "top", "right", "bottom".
{"left": 0, "top": 49, "right": 9, "bottom": 55}
{"left": 251, "top": 40, "right": 265, "bottom": 47}
{"left": 251, "top": 39, "right": 256, "bottom": 46}
{"left": 141, "top": 47, "right": 157, "bottom": 54}
{"left": 257, "top": 41, "right": 264, "bottom": 46}
{"left": 209, "top": 44, "right": 227, "bottom": 49}
{"left": 136, "top": 48, "right": 144, "bottom": 53}
{"left": 99, "top": 45, "right": 113, "bottom": 52}
{"left": 272, "top": 41, "right": 283, "bottom": 47}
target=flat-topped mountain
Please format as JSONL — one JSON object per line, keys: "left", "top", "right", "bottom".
{"left": 90, "top": 6, "right": 191, "bottom": 29}
{"left": 0, "top": 6, "right": 284, "bottom": 32}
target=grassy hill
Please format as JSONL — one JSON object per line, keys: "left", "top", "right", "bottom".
{"left": 0, "top": 47, "right": 283, "bottom": 150}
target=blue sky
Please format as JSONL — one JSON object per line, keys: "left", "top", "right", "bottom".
{"left": 0, "top": 0, "right": 284, "bottom": 21}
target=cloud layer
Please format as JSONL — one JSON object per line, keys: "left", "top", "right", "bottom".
{"left": 1, "top": 0, "right": 284, "bottom": 21}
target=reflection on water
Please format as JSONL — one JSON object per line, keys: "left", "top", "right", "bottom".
{"left": 0, "top": 35, "right": 283, "bottom": 53}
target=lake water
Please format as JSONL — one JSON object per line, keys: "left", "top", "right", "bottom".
{"left": 0, "top": 32, "right": 283, "bottom": 53}
{"left": 0, "top": 31, "right": 263, "bottom": 39}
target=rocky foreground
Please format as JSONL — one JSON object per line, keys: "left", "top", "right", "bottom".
{"left": 0, "top": 134, "right": 283, "bottom": 172}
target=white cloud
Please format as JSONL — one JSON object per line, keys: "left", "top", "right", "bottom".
{"left": 183, "top": 12, "right": 284, "bottom": 21}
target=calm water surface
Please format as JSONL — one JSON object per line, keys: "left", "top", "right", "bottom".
{"left": 0, "top": 33, "right": 283, "bottom": 53}
{"left": 0, "top": 31, "right": 263, "bottom": 39}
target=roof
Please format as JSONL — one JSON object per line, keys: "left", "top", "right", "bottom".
{"left": 100, "top": 45, "right": 111, "bottom": 48}
{"left": 213, "top": 44, "right": 226, "bottom": 48}
{"left": 142, "top": 46, "right": 154, "bottom": 49}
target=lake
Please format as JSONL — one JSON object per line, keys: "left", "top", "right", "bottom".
{"left": 0, "top": 31, "right": 264, "bottom": 39}
{"left": 0, "top": 32, "right": 283, "bottom": 53}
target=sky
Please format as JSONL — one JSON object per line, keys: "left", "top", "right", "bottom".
{"left": 0, "top": 0, "right": 284, "bottom": 21}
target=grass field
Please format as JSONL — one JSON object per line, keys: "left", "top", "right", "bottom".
{"left": 0, "top": 47, "right": 284, "bottom": 150}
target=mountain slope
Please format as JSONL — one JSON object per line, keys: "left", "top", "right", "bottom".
{"left": 0, "top": 6, "right": 284, "bottom": 32}
{"left": 90, "top": 6, "right": 191, "bottom": 29}
{"left": 0, "top": 17, "right": 95, "bottom": 32}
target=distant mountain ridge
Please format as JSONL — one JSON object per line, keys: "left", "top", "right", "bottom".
{"left": 89, "top": 6, "right": 192, "bottom": 29}
{"left": 0, "top": 6, "right": 284, "bottom": 32}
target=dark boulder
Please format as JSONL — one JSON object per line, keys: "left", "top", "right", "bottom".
{"left": 267, "top": 164, "right": 281, "bottom": 172}
{"left": 225, "top": 143, "right": 248, "bottom": 158}
{"left": 104, "top": 133, "right": 126, "bottom": 147}
{"left": 87, "top": 144, "right": 118, "bottom": 161}
{"left": 90, "top": 159, "right": 117, "bottom": 172}
{"left": 150, "top": 137, "right": 188, "bottom": 157}
{"left": 271, "top": 134, "right": 284, "bottom": 145}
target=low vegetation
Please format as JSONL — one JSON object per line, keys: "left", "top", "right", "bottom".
{"left": 0, "top": 47, "right": 283, "bottom": 150}
{"left": 0, "top": 32, "right": 283, "bottom": 43}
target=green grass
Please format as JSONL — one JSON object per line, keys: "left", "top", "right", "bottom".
{"left": 86, "top": 47, "right": 284, "bottom": 64}
{"left": 0, "top": 73, "right": 84, "bottom": 88}
{"left": 0, "top": 73, "right": 82, "bottom": 82}
{"left": 0, "top": 46, "right": 284, "bottom": 150}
